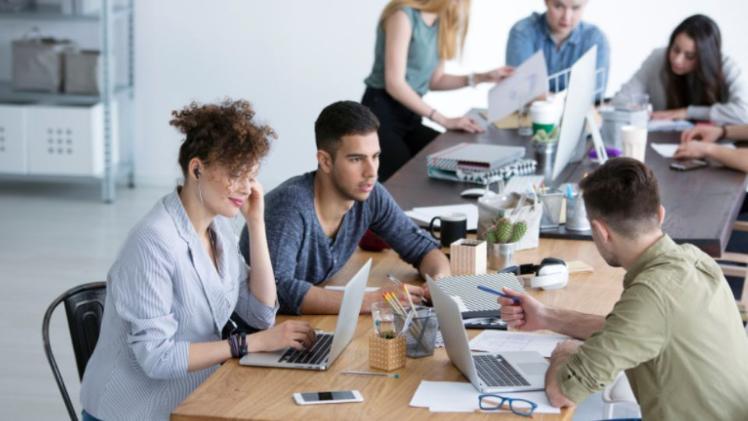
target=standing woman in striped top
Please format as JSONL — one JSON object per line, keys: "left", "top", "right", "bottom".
{"left": 362, "top": 0, "right": 514, "bottom": 181}
{"left": 79, "top": 99, "right": 316, "bottom": 421}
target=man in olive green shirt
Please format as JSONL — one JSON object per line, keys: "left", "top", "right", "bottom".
{"left": 499, "top": 158, "right": 748, "bottom": 420}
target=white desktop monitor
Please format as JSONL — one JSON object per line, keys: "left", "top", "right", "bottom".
{"left": 551, "top": 45, "right": 598, "bottom": 181}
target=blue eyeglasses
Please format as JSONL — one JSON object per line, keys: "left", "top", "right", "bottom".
{"left": 479, "top": 394, "right": 538, "bottom": 417}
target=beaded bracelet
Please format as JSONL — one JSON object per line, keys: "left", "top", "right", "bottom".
{"left": 229, "top": 332, "right": 248, "bottom": 358}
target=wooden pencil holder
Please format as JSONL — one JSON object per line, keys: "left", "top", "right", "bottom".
{"left": 450, "top": 239, "right": 487, "bottom": 275}
{"left": 369, "top": 334, "right": 406, "bottom": 371}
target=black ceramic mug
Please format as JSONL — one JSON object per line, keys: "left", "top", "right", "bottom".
{"left": 429, "top": 213, "right": 468, "bottom": 247}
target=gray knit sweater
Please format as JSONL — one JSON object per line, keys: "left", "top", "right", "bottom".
{"left": 614, "top": 47, "right": 748, "bottom": 124}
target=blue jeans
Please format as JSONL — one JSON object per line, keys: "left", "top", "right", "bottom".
{"left": 82, "top": 410, "right": 102, "bottom": 421}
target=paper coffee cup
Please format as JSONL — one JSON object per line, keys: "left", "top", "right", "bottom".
{"left": 620, "top": 125, "right": 648, "bottom": 162}
{"left": 530, "top": 101, "right": 559, "bottom": 136}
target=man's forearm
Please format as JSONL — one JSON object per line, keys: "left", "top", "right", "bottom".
{"left": 418, "top": 249, "right": 450, "bottom": 280}
{"left": 545, "top": 353, "right": 576, "bottom": 408}
{"left": 545, "top": 307, "right": 605, "bottom": 340}
{"left": 298, "top": 286, "right": 345, "bottom": 315}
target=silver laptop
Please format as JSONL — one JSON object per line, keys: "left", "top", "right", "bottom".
{"left": 240, "top": 259, "right": 371, "bottom": 371}
{"left": 427, "top": 275, "right": 548, "bottom": 393}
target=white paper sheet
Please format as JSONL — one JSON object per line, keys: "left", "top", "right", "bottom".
{"left": 488, "top": 51, "right": 548, "bottom": 122}
{"left": 468, "top": 330, "right": 571, "bottom": 358}
{"left": 405, "top": 204, "right": 478, "bottom": 230}
{"left": 651, "top": 142, "right": 734, "bottom": 158}
{"left": 409, "top": 380, "right": 561, "bottom": 414}
{"left": 650, "top": 143, "right": 679, "bottom": 158}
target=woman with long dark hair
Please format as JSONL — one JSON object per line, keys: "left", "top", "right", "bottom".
{"left": 615, "top": 14, "right": 748, "bottom": 124}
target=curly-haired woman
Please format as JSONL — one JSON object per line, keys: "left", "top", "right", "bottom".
{"left": 79, "top": 99, "right": 316, "bottom": 421}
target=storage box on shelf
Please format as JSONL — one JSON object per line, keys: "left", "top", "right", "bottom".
{"left": 0, "top": 103, "right": 28, "bottom": 174}
{"left": 26, "top": 102, "right": 118, "bottom": 176}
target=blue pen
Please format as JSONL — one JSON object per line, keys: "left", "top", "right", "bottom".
{"left": 565, "top": 183, "right": 575, "bottom": 200}
{"left": 477, "top": 285, "right": 519, "bottom": 303}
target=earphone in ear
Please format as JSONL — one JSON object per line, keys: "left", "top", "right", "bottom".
{"left": 194, "top": 167, "right": 201, "bottom": 179}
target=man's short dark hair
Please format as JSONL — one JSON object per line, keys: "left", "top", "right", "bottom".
{"left": 314, "top": 101, "right": 380, "bottom": 156}
{"left": 579, "top": 158, "right": 661, "bottom": 237}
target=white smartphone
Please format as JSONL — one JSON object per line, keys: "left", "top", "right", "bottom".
{"left": 293, "top": 390, "right": 363, "bottom": 405}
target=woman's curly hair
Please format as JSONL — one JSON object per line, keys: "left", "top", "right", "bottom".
{"left": 170, "top": 99, "right": 276, "bottom": 178}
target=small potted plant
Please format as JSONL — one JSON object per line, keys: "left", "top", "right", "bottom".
{"left": 485, "top": 217, "right": 527, "bottom": 269}
{"left": 532, "top": 127, "right": 559, "bottom": 183}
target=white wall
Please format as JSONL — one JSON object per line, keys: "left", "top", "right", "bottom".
{"left": 132, "top": 0, "right": 388, "bottom": 188}
{"left": 7, "top": 0, "right": 741, "bottom": 189}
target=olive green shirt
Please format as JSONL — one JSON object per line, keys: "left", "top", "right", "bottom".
{"left": 557, "top": 235, "right": 748, "bottom": 420}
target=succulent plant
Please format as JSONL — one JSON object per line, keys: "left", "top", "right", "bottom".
{"left": 510, "top": 221, "right": 527, "bottom": 243}
{"left": 486, "top": 217, "right": 527, "bottom": 244}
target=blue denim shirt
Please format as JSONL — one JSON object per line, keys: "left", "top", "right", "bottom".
{"left": 506, "top": 12, "right": 610, "bottom": 93}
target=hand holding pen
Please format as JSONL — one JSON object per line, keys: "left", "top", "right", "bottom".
{"left": 478, "top": 286, "right": 549, "bottom": 331}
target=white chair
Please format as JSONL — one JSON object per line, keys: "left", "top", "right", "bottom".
{"left": 601, "top": 372, "right": 641, "bottom": 420}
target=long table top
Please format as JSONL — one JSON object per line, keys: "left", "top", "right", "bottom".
{"left": 385, "top": 115, "right": 747, "bottom": 256}
{"left": 172, "top": 239, "right": 625, "bottom": 420}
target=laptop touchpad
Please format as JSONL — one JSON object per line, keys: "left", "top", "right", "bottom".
{"left": 518, "top": 363, "right": 548, "bottom": 376}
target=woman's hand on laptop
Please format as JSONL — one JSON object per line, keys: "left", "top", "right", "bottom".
{"left": 498, "top": 288, "right": 549, "bottom": 331}
{"left": 248, "top": 320, "right": 316, "bottom": 352}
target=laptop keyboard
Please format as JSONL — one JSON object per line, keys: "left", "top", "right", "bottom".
{"left": 474, "top": 354, "right": 530, "bottom": 387}
{"left": 278, "top": 333, "right": 333, "bottom": 365}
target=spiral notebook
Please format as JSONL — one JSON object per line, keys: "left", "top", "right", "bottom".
{"left": 427, "top": 143, "right": 526, "bottom": 172}
{"left": 436, "top": 273, "right": 525, "bottom": 319}
{"left": 426, "top": 143, "right": 534, "bottom": 185}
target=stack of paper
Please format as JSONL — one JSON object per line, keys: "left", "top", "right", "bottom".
{"left": 468, "top": 330, "right": 571, "bottom": 358}
{"left": 404, "top": 204, "right": 478, "bottom": 230}
{"left": 410, "top": 380, "right": 560, "bottom": 414}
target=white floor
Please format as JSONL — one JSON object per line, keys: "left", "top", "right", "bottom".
{"left": 0, "top": 181, "right": 628, "bottom": 420}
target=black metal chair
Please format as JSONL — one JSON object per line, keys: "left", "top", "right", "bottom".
{"left": 42, "top": 282, "right": 106, "bottom": 421}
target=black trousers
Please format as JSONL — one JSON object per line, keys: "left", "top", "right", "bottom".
{"left": 362, "top": 87, "right": 439, "bottom": 182}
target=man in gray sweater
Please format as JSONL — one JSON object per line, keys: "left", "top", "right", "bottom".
{"left": 240, "top": 101, "right": 450, "bottom": 315}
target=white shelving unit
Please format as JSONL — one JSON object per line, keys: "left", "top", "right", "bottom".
{"left": 0, "top": 0, "right": 135, "bottom": 202}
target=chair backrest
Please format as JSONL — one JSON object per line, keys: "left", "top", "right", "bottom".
{"left": 42, "top": 282, "right": 106, "bottom": 421}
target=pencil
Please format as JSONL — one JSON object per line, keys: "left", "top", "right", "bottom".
{"left": 342, "top": 370, "right": 400, "bottom": 379}
{"left": 477, "top": 285, "right": 520, "bottom": 303}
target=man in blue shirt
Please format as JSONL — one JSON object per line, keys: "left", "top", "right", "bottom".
{"left": 240, "top": 101, "right": 450, "bottom": 315}
{"left": 506, "top": 0, "right": 609, "bottom": 94}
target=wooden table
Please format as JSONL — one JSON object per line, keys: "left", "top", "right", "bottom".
{"left": 385, "top": 113, "right": 748, "bottom": 256}
{"left": 172, "top": 240, "right": 624, "bottom": 421}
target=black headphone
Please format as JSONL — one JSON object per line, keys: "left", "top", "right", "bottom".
{"left": 194, "top": 167, "right": 201, "bottom": 179}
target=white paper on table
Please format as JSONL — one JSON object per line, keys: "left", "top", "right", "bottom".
{"left": 468, "top": 330, "right": 571, "bottom": 358}
{"left": 488, "top": 51, "right": 548, "bottom": 122}
{"left": 410, "top": 381, "right": 560, "bottom": 414}
{"left": 405, "top": 204, "right": 478, "bottom": 230}
{"left": 324, "top": 285, "right": 379, "bottom": 292}
{"left": 647, "top": 119, "right": 694, "bottom": 132}
{"left": 650, "top": 143, "right": 679, "bottom": 158}
{"left": 651, "top": 142, "right": 734, "bottom": 158}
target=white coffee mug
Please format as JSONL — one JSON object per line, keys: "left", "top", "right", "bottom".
{"left": 620, "top": 125, "right": 648, "bottom": 162}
